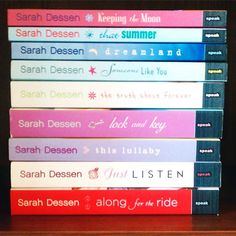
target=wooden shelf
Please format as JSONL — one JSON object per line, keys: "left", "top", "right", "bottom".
{"left": 1, "top": 208, "right": 236, "bottom": 235}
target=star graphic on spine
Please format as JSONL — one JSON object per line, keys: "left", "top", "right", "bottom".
{"left": 88, "top": 66, "right": 96, "bottom": 75}
{"left": 85, "top": 31, "right": 94, "bottom": 39}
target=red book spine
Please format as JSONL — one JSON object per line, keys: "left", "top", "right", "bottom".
{"left": 11, "top": 189, "right": 192, "bottom": 215}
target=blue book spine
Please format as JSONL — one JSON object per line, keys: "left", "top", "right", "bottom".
{"left": 11, "top": 42, "right": 227, "bottom": 61}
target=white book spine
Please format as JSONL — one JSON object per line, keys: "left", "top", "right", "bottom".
{"left": 11, "top": 81, "right": 204, "bottom": 108}
{"left": 8, "top": 27, "right": 204, "bottom": 42}
{"left": 11, "top": 60, "right": 207, "bottom": 81}
{"left": 11, "top": 162, "right": 195, "bottom": 188}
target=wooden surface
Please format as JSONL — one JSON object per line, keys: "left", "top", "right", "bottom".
{"left": 0, "top": 195, "right": 236, "bottom": 235}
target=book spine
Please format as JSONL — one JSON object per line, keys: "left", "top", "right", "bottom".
{"left": 8, "top": 138, "right": 220, "bottom": 162}
{"left": 9, "top": 109, "right": 223, "bottom": 138}
{"left": 8, "top": 27, "right": 227, "bottom": 43}
{"left": 10, "top": 189, "right": 219, "bottom": 215}
{"left": 10, "top": 81, "right": 225, "bottom": 109}
{"left": 11, "top": 42, "right": 227, "bottom": 61}
{"left": 10, "top": 61, "right": 228, "bottom": 82}
{"left": 7, "top": 9, "right": 227, "bottom": 27}
{"left": 10, "top": 162, "right": 221, "bottom": 188}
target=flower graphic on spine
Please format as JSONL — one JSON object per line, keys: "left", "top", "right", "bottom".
{"left": 85, "top": 14, "right": 94, "bottom": 22}
{"left": 88, "top": 91, "right": 96, "bottom": 100}
{"left": 89, "top": 66, "right": 96, "bottom": 75}
{"left": 88, "top": 168, "right": 99, "bottom": 179}
{"left": 85, "top": 31, "right": 94, "bottom": 39}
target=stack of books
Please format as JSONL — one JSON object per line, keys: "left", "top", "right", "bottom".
{"left": 8, "top": 9, "right": 227, "bottom": 215}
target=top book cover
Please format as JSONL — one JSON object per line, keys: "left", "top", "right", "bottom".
{"left": 7, "top": 10, "right": 227, "bottom": 27}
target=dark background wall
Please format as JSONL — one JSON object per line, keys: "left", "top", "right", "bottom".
{"left": 0, "top": 0, "right": 235, "bottom": 214}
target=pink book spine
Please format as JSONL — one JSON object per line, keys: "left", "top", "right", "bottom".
{"left": 10, "top": 109, "right": 195, "bottom": 138}
{"left": 8, "top": 9, "right": 203, "bottom": 27}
